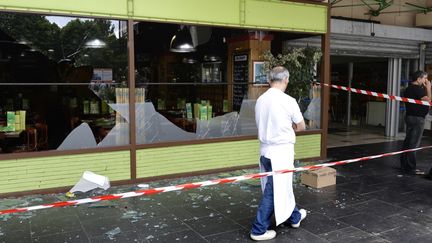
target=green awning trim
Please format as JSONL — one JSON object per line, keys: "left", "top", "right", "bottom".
{"left": 0, "top": 0, "right": 327, "bottom": 33}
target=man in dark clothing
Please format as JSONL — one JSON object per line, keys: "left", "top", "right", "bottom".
{"left": 400, "top": 70, "right": 431, "bottom": 175}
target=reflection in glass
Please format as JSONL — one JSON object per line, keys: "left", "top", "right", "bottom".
{"left": 0, "top": 13, "right": 129, "bottom": 153}
{"left": 133, "top": 22, "right": 322, "bottom": 145}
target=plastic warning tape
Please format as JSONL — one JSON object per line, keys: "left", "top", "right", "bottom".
{"left": 323, "top": 83, "right": 432, "bottom": 106}
{"left": 1, "top": 145, "right": 431, "bottom": 215}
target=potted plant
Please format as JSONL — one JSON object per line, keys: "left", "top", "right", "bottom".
{"left": 262, "top": 47, "right": 322, "bottom": 102}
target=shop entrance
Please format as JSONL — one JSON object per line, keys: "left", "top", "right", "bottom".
{"left": 329, "top": 56, "right": 394, "bottom": 147}
{"left": 328, "top": 57, "right": 420, "bottom": 147}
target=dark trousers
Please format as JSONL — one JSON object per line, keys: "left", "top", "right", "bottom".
{"left": 400, "top": 115, "right": 425, "bottom": 173}
{"left": 251, "top": 156, "right": 301, "bottom": 235}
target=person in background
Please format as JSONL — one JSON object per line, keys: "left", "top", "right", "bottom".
{"left": 250, "top": 66, "right": 307, "bottom": 241}
{"left": 400, "top": 70, "right": 431, "bottom": 175}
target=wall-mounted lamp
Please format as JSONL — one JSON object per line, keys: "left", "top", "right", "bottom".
{"left": 170, "top": 26, "right": 196, "bottom": 53}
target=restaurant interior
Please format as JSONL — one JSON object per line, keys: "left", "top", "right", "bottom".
{"left": 0, "top": 13, "right": 320, "bottom": 154}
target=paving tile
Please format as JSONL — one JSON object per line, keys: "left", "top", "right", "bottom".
{"left": 183, "top": 214, "right": 242, "bottom": 237}
{"left": 396, "top": 190, "right": 432, "bottom": 217}
{"left": 90, "top": 229, "right": 145, "bottom": 243}
{"left": 0, "top": 217, "right": 31, "bottom": 232}
{"left": 347, "top": 175, "right": 388, "bottom": 186}
{"left": 206, "top": 227, "right": 330, "bottom": 243}
{"left": 319, "top": 226, "right": 377, "bottom": 243}
{"left": 81, "top": 216, "right": 136, "bottom": 237}
{"left": 276, "top": 226, "right": 330, "bottom": 243}
{"left": 133, "top": 214, "right": 189, "bottom": 239}
{"left": 169, "top": 204, "right": 220, "bottom": 221}
{"left": 298, "top": 212, "right": 348, "bottom": 235}
{"left": 347, "top": 236, "right": 390, "bottom": 243}
{"left": 305, "top": 200, "right": 359, "bottom": 219}
{"left": 335, "top": 182, "right": 384, "bottom": 195}
{"left": 148, "top": 229, "right": 207, "bottom": 243}
{"left": 0, "top": 230, "right": 32, "bottom": 243}
{"left": 211, "top": 202, "right": 258, "bottom": 221}
{"left": 351, "top": 199, "right": 406, "bottom": 217}
{"left": 337, "top": 213, "right": 402, "bottom": 234}
{"left": 75, "top": 205, "right": 124, "bottom": 221}
{"left": 232, "top": 216, "right": 256, "bottom": 230}
{"left": 35, "top": 205, "right": 78, "bottom": 217}
{"left": 410, "top": 233, "right": 432, "bottom": 243}
{"left": 375, "top": 174, "right": 424, "bottom": 186}
{"left": 33, "top": 230, "right": 90, "bottom": 243}
{"left": 364, "top": 190, "right": 420, "bottom": 205}
{"left": 205, "top": 229, "right": 254, "bottom": 242}
{"left": 119, "top": 199, "right": 174, "bottom": 220}
{"left": 406, "top": 182, "right": 432, "bottom": 192}
{"left": 30, "top": 213, "right": 83, "bottom": 237}
{"left": 378, "top": 222, "right": 431, "bottom": 242}
{"left": 295, "top": 186, "right": 367, "bottom": 207}
{"left": 394, "top": 210, "right": 432, "bottom": 231}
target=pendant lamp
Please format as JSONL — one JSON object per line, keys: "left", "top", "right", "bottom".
{"left": 170, "top": 26, "right": 196, "bottom": 53}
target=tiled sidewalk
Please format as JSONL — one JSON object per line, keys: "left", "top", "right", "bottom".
{"left": 1, "top": 140, "right": 432, "bottom": 242}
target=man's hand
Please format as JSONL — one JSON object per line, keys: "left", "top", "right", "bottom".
{"left": 422, "top": 79, "right": 431, "bottom": 101}
{"left": 424, "top": 79, "right": 431, "bottom": 90}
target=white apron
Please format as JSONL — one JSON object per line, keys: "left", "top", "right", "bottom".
{"left": 260, "top": 143, "right": 295, "bottom": 226}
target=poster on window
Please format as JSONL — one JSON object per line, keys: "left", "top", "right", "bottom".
{"left": 253, "top": 61, "right": 268, "bottom": 86}
{"left": 92, "top": 68, "right": 113, "bottom": 82}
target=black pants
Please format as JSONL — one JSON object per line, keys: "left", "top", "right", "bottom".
{"left": 400, "top": 115, "right": 425, "bottom": 173}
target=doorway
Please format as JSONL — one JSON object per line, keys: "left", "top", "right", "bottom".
{"left": 328, "top": 56, "right": 402, "bottom": 147}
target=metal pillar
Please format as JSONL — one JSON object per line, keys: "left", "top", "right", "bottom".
{"left": 404, "top": 60, "right": 410, "bottom": 81}
{"left": 413, "top": 59, "right": 419, "bottom": 72}
{"left": 386, "top": 58, "right": 401, "bottom": 137}
{"left": 347, "top": 62, "right": 353, "bottom": 126}
{"left": 419, "top": 43, "right": 426, "bottom": 71}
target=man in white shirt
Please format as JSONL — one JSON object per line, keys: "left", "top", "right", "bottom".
{"left": 250, "top": 66, "right": 307, "bottom": 241}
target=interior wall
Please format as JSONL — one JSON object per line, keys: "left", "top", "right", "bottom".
{"left": 331, "top": 0, "right": 429, "bottom": 27}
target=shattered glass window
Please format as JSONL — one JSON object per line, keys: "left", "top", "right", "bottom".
{"left": 0, "top": 13, "right": 129, "bottom": 152}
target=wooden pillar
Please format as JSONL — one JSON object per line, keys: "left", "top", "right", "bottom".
{"left": 226, "top": 34, "right": 272, "bottom": 111}
{"left": 320, "top": 5, "right": 331, "bottom": 159}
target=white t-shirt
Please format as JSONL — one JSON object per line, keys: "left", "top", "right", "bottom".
{"left": 255, "top": 88, "right": 303, "bottom": 146}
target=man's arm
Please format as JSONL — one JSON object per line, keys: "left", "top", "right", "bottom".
{"left": 293, "top": 119, "right": 306, "bottom": 132}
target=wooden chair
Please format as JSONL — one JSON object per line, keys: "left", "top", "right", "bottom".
{"left": 25, "top": 127, "right": 38, "bottom": 151}
{"left": 35, "top": 123, "right": 48, "bottom": 150}
{"left": 11, "top": 128, "right": 37, "bottom": 153}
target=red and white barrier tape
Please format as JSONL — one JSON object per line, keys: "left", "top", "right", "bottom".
{"left": 322, "top": 83, "right": 432, "bottom": 106}
{"left": 1, "top": 145, "right": 431, "bottom": 216}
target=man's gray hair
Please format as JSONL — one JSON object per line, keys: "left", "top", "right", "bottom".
{"left": 268, "top": 66, "right": 289, "bottom": 82}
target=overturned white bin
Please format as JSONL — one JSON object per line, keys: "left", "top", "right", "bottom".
{"left": 69, "top": 171, "right": 110, "bottom": 193}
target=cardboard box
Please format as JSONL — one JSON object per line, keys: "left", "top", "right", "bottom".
{"left": 301, "top": 167, "right": 336, "bottom": 188}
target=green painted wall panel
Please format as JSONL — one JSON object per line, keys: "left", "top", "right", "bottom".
{"left": 295, "top": 134, "right": 321, "bottom": 158}
{"left": 0, "top": 151, "right": 130, "bottom": 194}
{"left": 134, "top": 0, "right": 240, "bottom": 25}
{"left": 137, "top": 135, "right": 321, "bottom": 178}
{"left": 245, "top": 0, "right": 327, "bottom": 32}
{"left": 0, "top": 134, "right": 320, "bottom": 193}
{"left": 0, "top": 0, "right": 327, "bottom": 33}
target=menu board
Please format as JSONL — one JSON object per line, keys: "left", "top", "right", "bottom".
{"left": 232, "top": 53, "right": 249, "bottom": 111}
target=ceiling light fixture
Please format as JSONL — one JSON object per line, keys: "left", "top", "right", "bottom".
{"left": 170, "top": 26, "right": 196, "bottom": 53}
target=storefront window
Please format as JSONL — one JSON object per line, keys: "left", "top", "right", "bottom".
{"left": 134, "top": 22, "right": 322, "bottom": 144}
{"left": 0, "top": 13, "right": 129, "bottom": 153}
